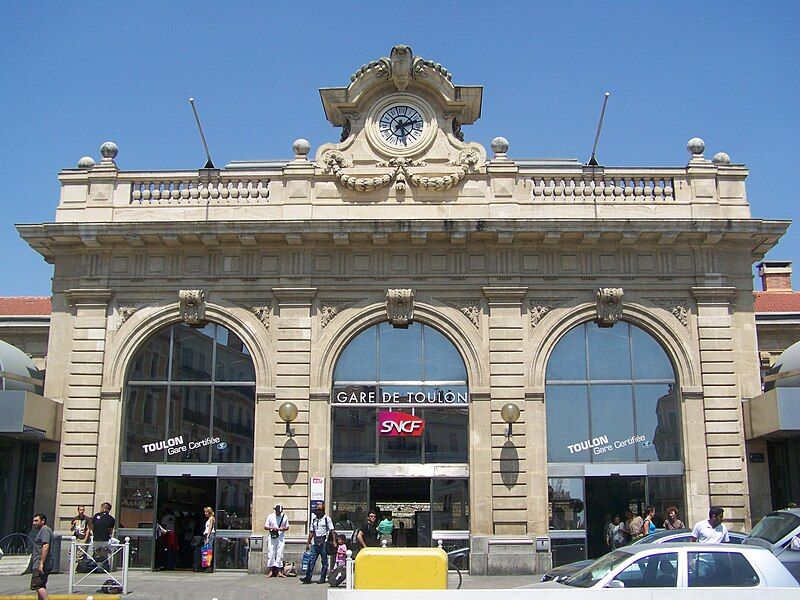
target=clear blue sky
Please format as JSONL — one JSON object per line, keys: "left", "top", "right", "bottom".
{"left": 1, "top": 2, "right": 798, "bottom": 295}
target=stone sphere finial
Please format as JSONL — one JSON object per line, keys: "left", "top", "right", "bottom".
{"left": 686, "top": 137, "right": 705, "bottom": 157}
{"left": 491, "top": 136, "right": 509, "bottom": 157}
{"left": 100, "top": 141, "right": 118, "bottom": 160}
{"left": 712, "top": 152, "right": 731, "bottom": 165}
{"left": 292, "top": 138, "right": 311, "bottom": 159}
{"left": 77, "top": 156, "right": 96, "bottom": 169}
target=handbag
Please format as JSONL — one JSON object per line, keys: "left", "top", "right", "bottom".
{"left": 301, "top": 549, "right": 313, "bottom": 574}
{"left": 201, "top": 543, "right": 213, "bottom": 568}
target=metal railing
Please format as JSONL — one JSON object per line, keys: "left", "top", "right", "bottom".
{"left": 0, "top": 532, "right": 34, "bottom": 556}
{"left": 67, "top": 536, "right": 130, "bottom": 594}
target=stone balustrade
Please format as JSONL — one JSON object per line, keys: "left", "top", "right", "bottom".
{"left": 530, "top": 172, "right": 678, "bottom": 202}
{"left": 128, "top": 174, "right": 270, "bottom": 204}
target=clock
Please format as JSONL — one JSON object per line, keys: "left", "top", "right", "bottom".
{"left": 366, "top": 95, "right": 435, "bottom": 157}
{"left": 378, "top": 105, "right": 424, "bottom": 148}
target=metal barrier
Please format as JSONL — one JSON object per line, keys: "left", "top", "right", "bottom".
{"left": 67, "top": 536, "right": 130, "bottom": 594}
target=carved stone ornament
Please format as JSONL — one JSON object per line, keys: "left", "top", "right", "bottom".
{"left": 595, "top": 288, "right": 624, "bottom": 328}
{"left": 386, "top": 289, "right": 415, "bottom": 328}
{"left": 648, "top": 297, "right": 690, "bottom": 329}
{"left": 321, "top": 148, "right": 480, "bottom": 193}
{"left": 320, "top": 300, "right": 355, "bottom": 329}
{"left": 116, "top": 305, "right": 140, "bottom": 330}
{"left": 178, "top": 289, "right": 207, "bottom": 326}
{"left": 528, "top": 299, "right": 563, "bottom": 329}
{"left": 251, "top": 306, "right": 270, "bottom": 330}
{"left": 350, "top": 45, "right": 452, "bottom": 88}
{"left": 443, "top": 299, "right": 480, "bottom": 330}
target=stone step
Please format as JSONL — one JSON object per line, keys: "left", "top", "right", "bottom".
{"left": 0, "top": 555, "right": 31, "bottom": 576}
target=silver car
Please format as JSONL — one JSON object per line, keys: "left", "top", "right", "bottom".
{"left": 744, "top": 508, "right": 800, "bottom": 583}
{"left": 528, "top": 543, "right": 798, "bottom": 589}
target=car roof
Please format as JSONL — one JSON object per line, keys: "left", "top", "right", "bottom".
{"left": 625, "top": 542, "right": 769, "bottom": 553}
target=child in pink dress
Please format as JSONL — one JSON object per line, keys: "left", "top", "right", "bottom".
{"left": 334, "top": 534, "right": 348, "bottom": 567}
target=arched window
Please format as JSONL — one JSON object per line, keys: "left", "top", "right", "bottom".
{"left": 123, "top": 322, "right": 255, "bottom": 463}
{"left": 331, "top": 322, "right": 469, "bottom": 464}
{"left": 545, "top": 321, "right": 680, "bottom": 463}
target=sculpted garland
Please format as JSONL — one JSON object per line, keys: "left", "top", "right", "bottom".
{"left": 321, "top": 148, "right": 480, "bottom": 193}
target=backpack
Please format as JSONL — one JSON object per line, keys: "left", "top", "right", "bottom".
{"left": 101, "top": 578, "right": 123, "bottom": 594}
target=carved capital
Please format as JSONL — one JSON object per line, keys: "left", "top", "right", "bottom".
{"left": 595, "top": 287, "right": 624, "bottom": 328}
{"left": 386, "top": 288, "right": 415, "bottom": 328}
{"left": 67, "top": 288, "right": 114, "bottom": 307}
{"left": 178, "top": 289, "right": 207, "bottom": 326}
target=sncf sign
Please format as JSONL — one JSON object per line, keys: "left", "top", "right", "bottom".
{"left": 378, "top": 411, "right": 425, "bottom": 437}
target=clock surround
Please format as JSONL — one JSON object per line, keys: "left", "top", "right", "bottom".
{"left": 366, "top": 95, "right": 436, "bottom": 158}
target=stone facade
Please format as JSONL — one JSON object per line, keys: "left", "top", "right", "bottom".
{"left": 16, "top": 46, "right": 789, "bottom": 573}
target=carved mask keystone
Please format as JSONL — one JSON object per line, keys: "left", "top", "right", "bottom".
{"left": 595, "top": 288, "right": 624, "bottom": 328}
{"left": 179, "top": 289, "right": 207, "bottom": 326}
{"left": 386, "top": 289, "right": 415, "bottom": 328}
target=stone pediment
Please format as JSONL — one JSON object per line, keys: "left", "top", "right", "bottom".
{"left": 315, "top": 45, "right": 486, "bottom": 193}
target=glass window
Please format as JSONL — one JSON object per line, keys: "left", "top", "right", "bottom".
{"left": 631, "top": 327, "right": 673, "bottom": 380}
{"left": 332, "top": 323, "right": 468, "bottom": 465}
{"left": 331, "top": 479, "right": 368, "bottom": 532}
{"left": 216, "top": 478, "right": 252, "bottom": 530}
{"left": 379, "top": 322, "right": 423, "bottom": 381}
{"left": 546, "top": 385, "right": 590, "bottom": 462}
{"left": 549, "top": 478, "right": 585, "bottom": 530}
{"left": 118, "top": 476, "right": 155, "bottom": 529}
{"left": 614, "top": 552, "right": 678, "bottom": 588}
{"left": 646, "top": 477, "right": 685, "bottom": 526}
{"left": 636, "top": 384, "right": 681, "bottom": 461}
{"left": 588, "top": 322, "right": 631, "bottom": 380}
{"left": 687, "top": 551, "right": 759, "bottom": 587}
{"left": 213, "top": 387, "right": 255, "bottom": 463}
{"left": 171, "top": 324, "right": 214, "bottom": 381}
{"left": 432, "top": 479, "right": 469, "bottom": 530}
{"left": 423, "top": 327, "right": 467, "bottom": 381}
{"left": 546, "top": 325, "right": 587, "bottom": 381}
{"left": 379, "top": 408, "right": 422, "bottom": 463}
{"left": 589, "top": 384, "right": 635, "bottom": 462}
{"left": 124, "top": 386, "right": 168, "bottom": 462}
{"left": 750, "top": 511, "right": 800, "bottom": 544}
{"left": 167, "top": 386, "right": 211, "bottom": 462}
{"left": 546, "top": 322, "right": 678, "bottom": 464}
{"left": 335, "top": 328, "right": 377, "bottom": 382}
{"left": 332, "top": 408, "right": 376, "bottom": 463}
{"left": 423, "top": 408, "right": 468, "bottom": 463}
{"left": 123, "top": 323, "right": 256, "bottom": 464}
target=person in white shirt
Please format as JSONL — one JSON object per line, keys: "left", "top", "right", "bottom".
{"left": 264, "top": 504, "right": 289, "bottom": 578}
{"left": 691, "top": 506, "right": 730, "bottom": 543}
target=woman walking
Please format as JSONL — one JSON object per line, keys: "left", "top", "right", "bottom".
{"left": 202, "top": 507, "right": 216, "bottom": 572}
{"left": 663, "top": 506, "right": 685, "bottom": 530}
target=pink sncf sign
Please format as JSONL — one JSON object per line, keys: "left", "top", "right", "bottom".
{"left": 378, "top": 411, "right": 425, "bottom": 437}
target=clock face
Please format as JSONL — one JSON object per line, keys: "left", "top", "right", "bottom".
{"left": 378, "top": 105, "right": 424, "bottom": 147}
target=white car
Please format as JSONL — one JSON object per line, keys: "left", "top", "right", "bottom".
{"left": 527, "top": 543, "right": 798, "bottom": 589}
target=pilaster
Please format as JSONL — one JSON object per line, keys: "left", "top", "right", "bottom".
{"left": 483, "top": 286, "right": 528, "bottom": 534}
{"left": 271, "top": 287, "right": 317, "bottom": 524}
{"left": 54, "top": 289, "right": 113, "bottom": 530}
{"left": 690, "top": 286, "right": 750, "bottom": 529}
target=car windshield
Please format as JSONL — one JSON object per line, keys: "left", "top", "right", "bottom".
{"left": 750, "top": 512, "right": 800, "bottom": 544}
{"left": 564, "top": 550, "right": 632, "bottom": 588}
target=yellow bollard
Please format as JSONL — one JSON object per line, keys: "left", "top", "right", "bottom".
{"left": 354, "top": 547, "right": 448, "bottom": 589}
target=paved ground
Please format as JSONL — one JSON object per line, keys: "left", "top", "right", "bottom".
{"left": 0, "top": 571, "right": 537, "bottom": 600}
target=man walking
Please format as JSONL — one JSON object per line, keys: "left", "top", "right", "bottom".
{"left": 300, "top": 503, "right": 335, "bottom": 584}
{"left": 691, "top": 506, "right": 730, "bottom": 543}
{"left": 70, "top": 505, "right": 90, "bottom": 542}
{"left": 30, "top": 514, "right": 53, "bottom": 600}
{"left": 264, "top": 503, "right": 289, "bottom": 578}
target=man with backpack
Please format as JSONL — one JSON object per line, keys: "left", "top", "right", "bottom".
{"left": 300, "top": 503, "right": 335, "bottom": 584}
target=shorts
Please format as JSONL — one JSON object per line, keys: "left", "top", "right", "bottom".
{"left": 30, "top": 570, "right": 50, "bottom": 590}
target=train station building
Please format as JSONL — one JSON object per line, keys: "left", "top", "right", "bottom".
{"left": 5, "top": 46, "right": 795, "bottom": 574}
